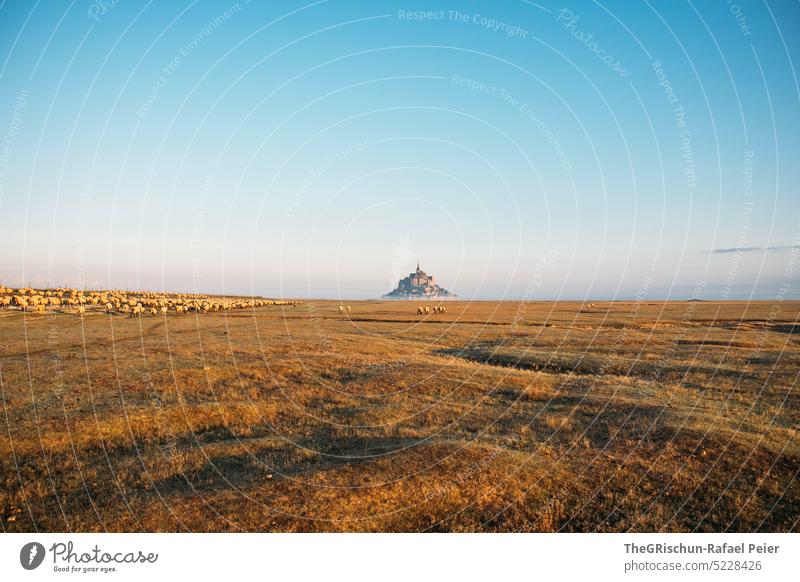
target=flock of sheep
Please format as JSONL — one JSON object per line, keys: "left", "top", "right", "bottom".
{"left": 0, "top": 285, "right": 300, "bottom": 317}
{"left": 416, "top": 305, "right": 447, "bottom": 315}
{"left": 334, "top": 304, "right": 447, "bottom": 317}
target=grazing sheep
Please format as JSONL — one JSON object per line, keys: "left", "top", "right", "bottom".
{"left": 1, "top": 286, "right": 292, "bottom": 318}
{"left": 338, "top": 305, "right": 345, "bottom": 314}
{"left": 346, "top": 305, "right": 351, "bottom": 314}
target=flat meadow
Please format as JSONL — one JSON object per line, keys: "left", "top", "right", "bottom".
{"left": 1, "top": 299, "right": 798, "bottom": 532}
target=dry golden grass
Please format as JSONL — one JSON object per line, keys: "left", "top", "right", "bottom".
{"left": 1, "top": 300, "right": 798, "bottom": 532}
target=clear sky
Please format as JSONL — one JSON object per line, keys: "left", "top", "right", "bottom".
{"left": 1, "top": 0, "right": 798, "bottom": 300}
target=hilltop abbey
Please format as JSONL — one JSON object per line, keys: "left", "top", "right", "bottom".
{"left": 383, "top": 262, "right": 455, "bottom": 300}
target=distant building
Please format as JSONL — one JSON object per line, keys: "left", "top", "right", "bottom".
{"left": 383, "top": 262, "right": 456, "bottom": 300}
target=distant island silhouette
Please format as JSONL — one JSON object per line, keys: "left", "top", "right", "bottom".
{"left": 383, "top": 262, "right": 456, "bottom": 300}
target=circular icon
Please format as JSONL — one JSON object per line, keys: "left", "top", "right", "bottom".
{"left": 20, "top": 542, "right": 46, "bottom": 570}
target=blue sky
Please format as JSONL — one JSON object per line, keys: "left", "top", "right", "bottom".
{"left": 0, "top": 0, "right": 798, "bottom": 300}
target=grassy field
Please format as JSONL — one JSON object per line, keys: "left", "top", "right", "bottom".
{"left": 1, "top": 300, "right": 798, "bottom": 532}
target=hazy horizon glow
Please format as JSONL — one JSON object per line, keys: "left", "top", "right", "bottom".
{"left": 1, "top": 1, "right": 799, "bottom": 300}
